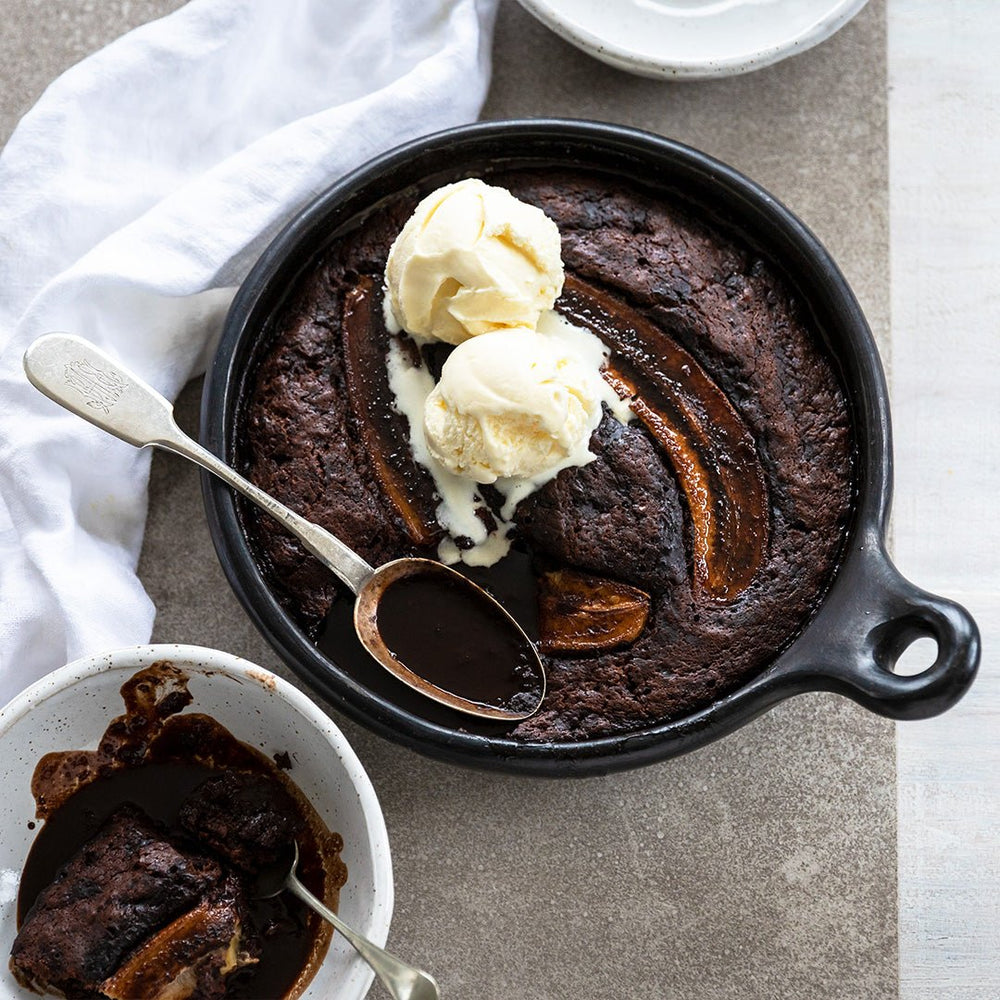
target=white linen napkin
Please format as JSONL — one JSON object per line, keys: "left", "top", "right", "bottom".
{"left": 0, "top": 0, "right": 499, "bottom": 704}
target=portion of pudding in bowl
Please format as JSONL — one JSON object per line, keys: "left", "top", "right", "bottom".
{"left": 10, "top": 663, "right": 347, "bottom": 1000}
{"left": 240, "top": 169, "right": 854, "bottom": 742}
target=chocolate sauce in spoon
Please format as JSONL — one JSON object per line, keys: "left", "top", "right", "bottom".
{"left": 375, "top": 571, "right": 543, "bottom": 714}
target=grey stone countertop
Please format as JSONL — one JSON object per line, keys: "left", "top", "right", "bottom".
{"left": 1, "top": 2, "right": 894, "bottom": 997}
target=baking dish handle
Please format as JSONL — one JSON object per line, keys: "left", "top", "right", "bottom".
{"left": 793, "top": 544, "right": 980, "bottom": 720}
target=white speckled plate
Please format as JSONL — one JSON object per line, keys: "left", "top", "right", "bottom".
{"left": 516, "top": 0, "right": 870, "bottom": 79}
{"left": 0, "top": 644, "right": 393, "bottom": 1000}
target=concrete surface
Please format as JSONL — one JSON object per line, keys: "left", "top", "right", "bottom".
{"left": 1, "top": 2, "right": 895, "bottom": 998}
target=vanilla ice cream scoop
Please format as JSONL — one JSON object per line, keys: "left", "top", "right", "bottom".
{"left": 423, "top": 329, "right": 603, "bottom": 484}
{"left": 384, "top": 178, "right": 564, "bottom": 344}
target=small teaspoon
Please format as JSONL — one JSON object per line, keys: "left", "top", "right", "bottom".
{"left": 254, "top": 841, "right": 439, "bottom": 1000}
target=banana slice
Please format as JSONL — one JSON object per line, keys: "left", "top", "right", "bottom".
{"left": 342, "top": 278, "right": 441, "bottom": 548}
{"left": 538, "top": 568, "right": 650, "bottom": 654}
{"left": 559, "top": 275, "right": 768, "bottom": 601}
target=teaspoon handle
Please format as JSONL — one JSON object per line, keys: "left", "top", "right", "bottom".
{"left": 23, "top": 332, "right": 374, "bottom": 594}
{"left": 284, "top": 873, "right": 440, "bottom": 1000}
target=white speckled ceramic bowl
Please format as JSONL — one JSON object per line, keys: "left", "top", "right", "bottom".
{"left": 0, "top": 644, "right": 393, "bottom": 1000}
{"left": 516, "top": 0, "right": 870, "bottom": 80}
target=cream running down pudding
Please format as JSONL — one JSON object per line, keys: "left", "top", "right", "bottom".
{"left": 240, "top": 167, "right": 854, "bottom": 742}
{"left": 383, "top": 178, "right": 633, "bottom": 567}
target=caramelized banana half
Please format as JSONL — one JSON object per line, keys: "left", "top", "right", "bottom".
{"left": 559, "top": 275, "right": 768, "bottom": 601}
{"left": 101, "top": 878, "right": 255, "bottom": 1000}
{"left": 539, "top": 568, "right": 651, "bottom": 654}
{"left": 342, "top": 279, "right": 441, "bottom": 548}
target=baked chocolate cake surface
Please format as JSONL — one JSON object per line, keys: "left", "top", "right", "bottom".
{"left": 241, "top": 169, "right": 854, "bottom": 742}
{"left": 179, "top": 770, "right": 305, "bottom": 874}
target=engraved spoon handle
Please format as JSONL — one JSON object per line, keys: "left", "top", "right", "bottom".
{"left": 284, "top": 868, "right": 440, "bottom": 1000}
{"left": 23, "top": 333, "right": 374, "bottom": 594}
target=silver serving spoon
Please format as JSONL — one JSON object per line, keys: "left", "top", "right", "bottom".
{"left": 254, "top": 841, "right": 439, "bottom": 1000}
{"left": 23, "top": 333, "right": 545, "bottom": 722}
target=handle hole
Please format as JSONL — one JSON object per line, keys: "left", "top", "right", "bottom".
{"left": 891, "top": 635, "right": 939, "bottom": 676}
{"left": 872, "top": 616, "right": 938, "bottom": 675}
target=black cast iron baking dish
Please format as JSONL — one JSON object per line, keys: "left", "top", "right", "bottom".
{"left": 201, "top": 119, "right": 980, "bottom": 776}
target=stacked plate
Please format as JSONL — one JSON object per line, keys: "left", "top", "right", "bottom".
{"left": 516, "top": 0, "right": 870, "bottom": 79}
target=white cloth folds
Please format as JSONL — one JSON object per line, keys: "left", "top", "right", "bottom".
{"left": 0, "top": 0, "right": 498, "bottom": 703}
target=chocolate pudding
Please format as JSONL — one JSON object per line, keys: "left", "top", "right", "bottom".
{"left": 10, "top": 663, "right": 346, "bottom": 999}
{"left": 239, "top": 169, "right": 854, "bottom": 742}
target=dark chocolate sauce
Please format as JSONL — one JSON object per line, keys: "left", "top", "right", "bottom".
{"left": 375, "top": 570, "right": 541, "bottom": 713}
